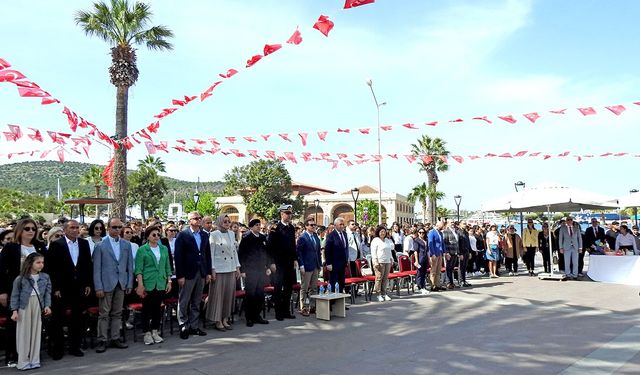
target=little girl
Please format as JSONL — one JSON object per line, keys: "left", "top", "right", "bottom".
{"left": 10, "top": 252, "right": 51, "bottom": 370}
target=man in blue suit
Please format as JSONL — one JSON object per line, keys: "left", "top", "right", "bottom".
{"left": 428, "top": 220, "right": 445, "bottom": 292}
{"left": 93, "top": 218, "right": 134, "bottom": 353}
{"left": 325, "top": 217, "right": 349, "bottom": 293}
{"left": 174, "top": 211, "right": 212, "bottom": 339}
{"left": 296, "top": 218, "right": 322, "bottom": 316}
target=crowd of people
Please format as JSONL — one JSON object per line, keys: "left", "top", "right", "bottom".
{"left": 0, "top": 209, "right": 638, "bottom": 370}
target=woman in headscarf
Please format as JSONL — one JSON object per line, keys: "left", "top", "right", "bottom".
{"left": 206, "top": 215, "right": 241, "bottom": 331}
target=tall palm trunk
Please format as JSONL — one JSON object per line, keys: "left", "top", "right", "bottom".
{"left": 422, "top": 199, "right": 427, "bottom": 223}
{"left": 112, "top": 85, "right": 129, "bottom": 220}
{"left": 427, "top": 173, "right": 437, "bottom": 223}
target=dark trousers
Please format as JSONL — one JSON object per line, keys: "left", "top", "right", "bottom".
{"left": 578, "top": 250, "right": 585, "bottom": 274}
{"left": 523, "top": 247, "right": 536, "bottom": 271}
{"left": 141, "top": 289, "right": 165, "bottom": 332}
{"left": 273, "top": 265, "right": 295, "bottom": 318}
{"left": 445, "top": 255, "right": 458, "bottom": 284}
{"left": 2, "top": 306, "right": 16, "bottom": 363}
{"left": 416, "top": 257, "right": 429, "bottom": 289}
{"left": 330, "top": 266, "right": 346, "bottom": 293}
{"left": 557, "top": 250, "right": 565, "bottom": 271}
{"left": 50, "top": 292, "right": 87, "bottom": 354}
{"left": 505, "top": 257, "right": 518, "bottom": 273}
{"left": 459, "top": 255, "right": 469, "bottom": 283}
{"left": 476, "top": 251, "right": 486, "bottom": 272}
{"left": 244, "top": 273, "right": 265, "bottom": 321}
{"left": 541, "top": 248, "right": 551, "bottom": 273}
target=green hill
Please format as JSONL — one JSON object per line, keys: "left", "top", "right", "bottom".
{"left": 0, "top": 161, "right": 224, "bottom": 200}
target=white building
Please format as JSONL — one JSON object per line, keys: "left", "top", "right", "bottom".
{"left": 215, "top": 182, "right": 414, "bottom": 226}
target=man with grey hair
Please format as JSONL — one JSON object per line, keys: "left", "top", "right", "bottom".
{"left": 325, "top": 217, "right": 349, "bottom": 293}
{"left": 202, "top": 216, "right": 213, "bottom": 234}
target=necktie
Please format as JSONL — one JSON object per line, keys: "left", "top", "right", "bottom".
{"left": 309, "top": 232, "right": 316, "bottom": 247}
{"left": 568, "top": 225, "right": 572, "bottom": 237}
{"left": 340, "top": 231, "right": 346, "bottom": 247}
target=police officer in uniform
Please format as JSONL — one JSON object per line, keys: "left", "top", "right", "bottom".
{"left": 267, "top": 204, "right": 298, "bottom": 320}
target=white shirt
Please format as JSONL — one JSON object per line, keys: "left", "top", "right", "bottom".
{"left": 30, "top": 274, "right": 40, "bottom": 296}
{"left": 109, "top": 236, "right": 121, "bottom": 261}
{"left": 130, "top": 242, "right": 139, "bottom": 260}
{"left": 20, "top": 245, "right": 36, "bottom": 266}
{"left": 371, "top": 237, "right": 394, "bottom": 264}
{"left": 403, "top": 235, "right": 414, "bottom": 253}
{"left": 346, "top": 229, "right": 360, "bottom": 261}
{"left": 469, "top": 235, "right": 478, "bottom": 252}
{"left": 150, "top": 245, "right": 161, "bottom": 263}
{"left": 615, "top": 233, "right": 638, "bottom": 252}
{"left": 66, "top": 236, "right": 79, "bottom": 266}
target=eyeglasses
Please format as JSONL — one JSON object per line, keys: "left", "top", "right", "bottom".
{"left": 418, "top": 231, "right": 425, "bottom": 234}
{"left": 111, "top": 226, "right": 123, "bottom": 230}
{"left": 190, "top": 217, "right": 202, "bottom": 220}
{"left": 167, "top": 229, "right": 177, "bottom": 232}
{"left": 23, "top": 227, "right": 36, "bottom": 232}
{"left": 307, "top": 224, "right": 317, "bottom": 227}
{"left": 150, "top": 233, "right": 160, "bottom": 238}
{"left": 51, "top": 234, "right": 63, "bottom": 238}
{"left": 123, "top": 231, "right": 132, "bottom": 235}
{"left": 223, "top": 220, "right": 231, "bottom": 223}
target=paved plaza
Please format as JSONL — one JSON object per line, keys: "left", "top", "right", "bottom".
{"left": 31, "top": 260, "right": 640, "bottom": 375}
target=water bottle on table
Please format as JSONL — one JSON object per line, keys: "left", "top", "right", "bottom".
{"left": 334, "top": 282, "right": 340, "bottom": 295}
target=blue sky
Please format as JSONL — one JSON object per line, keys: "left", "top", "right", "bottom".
{"left": 1, "top": 0, "right": 639, "bottom": 212}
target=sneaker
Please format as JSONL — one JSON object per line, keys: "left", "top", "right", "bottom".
{"left": 143, "top": 332, "right": 154, "bottom": 345}
{"left": 151, "top": 330, "right": 164, "bottom": 344}
{"left": 508, "top": 272, "right": 514, "bottom": 276}
{"left": 377, "top": 295, "right": 384, "bottom": 302}
{"left": 420, "top": 289, "right": 430, "bottom": 296}
{"left": 578, "top": 273, "right": 584, "bottom": 277}
{"left": 125, "top": 322, "right": 134, "bottom": 330}
{"left": 383, "top": 295, "right": 392, "bottom": 301}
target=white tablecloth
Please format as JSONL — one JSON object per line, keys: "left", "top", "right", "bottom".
{"left": 587, "top": 255, "right": 640, "bottom": 286}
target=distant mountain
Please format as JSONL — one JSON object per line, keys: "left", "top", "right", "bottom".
{"left": 0, "top": 161, "right": 224, "bottom": 201}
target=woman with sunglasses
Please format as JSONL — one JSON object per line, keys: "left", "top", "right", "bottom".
{"left": 46, "top": 227, "right": 64, "bottom": 250}
{"left": 0, "top": 218, "right": 46, "bottom": 367}
{"left": 206, "top": 215, "right": 241, "bottom": 331}
{"left": 87, "top": 219, "right": 106, "bottom": 256}
{"left": 135, "top": 226, "right": 172, "bottom": 345}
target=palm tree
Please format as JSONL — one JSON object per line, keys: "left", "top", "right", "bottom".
{"left": 81, "top": 165, "right": 105, "bottom": 217}
{"left": 407, "top": 183, "right": 428, "bottom": 223}
{"left": 411, "top": 135, "right": 450, "bottom": 223}
{"left": 138, "top": 155, "right": 166, "bottom": 173}
{"left": 75, "top": 0, "right": 173, "bottom": 220}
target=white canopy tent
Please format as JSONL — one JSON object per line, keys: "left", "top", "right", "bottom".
{"left": 618, "top": 191, "right": 640, "bottom": 208}
{"left": 481, "top": 183, "right": 619, "bottom": 280}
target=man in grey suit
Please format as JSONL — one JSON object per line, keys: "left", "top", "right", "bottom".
{"left": 558, "top": 216, "right": 582, "bottom": 280}
{"left": 93, "top": 218, "right": 134, "bottom": 353}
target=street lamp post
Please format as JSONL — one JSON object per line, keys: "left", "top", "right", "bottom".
{"left": 314, "top": 199, "right": 320, "bottom": 224}
{"left": 454, "top": 195, "right": 462, "bottom": 222}
{"left": 514, "top": 181, "right": 526, "bottom": 234}
{"left": 193, "top": 177, "right": 200, "bottom": 211}
{"left": 631, "top": 189, "right": 639, "bottom": 227}
{"left": 351, "top": 187, "right": 360, "bottom": 224}
{"left": 366, "top": 79, "right": 387, "bottom": 225}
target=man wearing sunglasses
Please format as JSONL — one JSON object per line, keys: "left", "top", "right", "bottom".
{"left": 267, "top": 204, "right": 298, "bottom": 320}
{"left": 174, "top": 211, "right": 212, "bottom": 338}
{"left": 92, "top": 218, "right": 134, "bottom": 353}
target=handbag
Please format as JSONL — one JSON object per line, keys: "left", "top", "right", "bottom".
{"left": 361, "top": 266, "right": 373, "bottom": 277}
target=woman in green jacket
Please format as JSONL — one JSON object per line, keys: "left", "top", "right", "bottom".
{"left": 135, "top": 226, "right": 172, "bottom": 345}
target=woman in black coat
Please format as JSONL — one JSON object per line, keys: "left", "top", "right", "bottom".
{"left": 0, "top": 218, "right": 46, "bottom": 367}
{"left": 237, "top": 219, "right": 271, "bottom": 327}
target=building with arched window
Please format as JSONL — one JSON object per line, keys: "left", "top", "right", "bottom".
{"left": 215, "top": 182, "right": 414, "bottom": 226}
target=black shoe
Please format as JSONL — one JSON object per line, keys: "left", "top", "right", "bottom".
{"left": 345, "top": 306, "right": 350, "bottom": 310}
{"left": 189, "top": 328, "right": 207, "bottom": 336}
{"left": 179, "top": 325, "right": 189, "bottom": 340}
{"left": 246, "top": 320, "right": 254, "bottom": 327}
{"left": 110, "top": 340, "right": 128, "bottom": 349}
{"left": 462, "top": 282, "right": 472, "bottom": 287}
{"left": 69, "top": 348, "right": 84, "bottom": 357}
{"left": 49, "top": 351, "right": 63, "bottom": 361}
{"left": 283, "top": 313, "right": 296, "bottom": 319}
{"left": 276, "top": 316, "right": 284, "bottom": 321}
{"left": 95, "top": 342, "right": 107, "bottom": 353}
{"left": 255, "top": 317, "right": 269, "bottom": 324}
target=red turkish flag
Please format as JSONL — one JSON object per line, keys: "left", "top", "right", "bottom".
{"left": 28, "top": 128, "right": 43, "bottom": 142}
{"left": 243, "top": 136, "right": 257, "bottom": 143}
{"left": 47, "top": 131, "right": 65, "bottom": 145}
{"left": 263, "top": 44, "right": 282, "bottom": 56}
{"left": 402, "top": 123, "right": 418, "bottom": 129}
{"left": 337, "top": 128, "right": 350, "bottom": 133}
{"left": 0, "top": 58, "right": 10, "bottom": 69}
{"left": 191, "top": 139, "right": 207, "bottom": 145}
{"left": 549, "top": 109, "right": 567, "bottom": 114}
{"left": 279, "top": 133, "right": 292, "bottom": 142}
{"left": 173, "top": 145, "right": 188, "bottom": 152}
{"left": 200, "top": 81, "right": 222, "bottom": 101}
{"left": 355, "top": 159, "right": 369, "bottom": 164}
{"left": 248, "top": 150, "right": 259, "bottom": 159}
{"left": 172, "top": 98, "right": 186, "bottom": 106}
{"left": 614, "top": 152, "right": 627, "bottom": 157}
{"left": 448, "top": 119, "right": 463, "bottom": 123}
{"left": 147, "top": 122, "right": 160, "bottom": 134}
{"left": 287, "top": 29, "right": 303, "bottom": 45}
{"left": 3, "top": 132, "right": 17, "bottom": 141}
{"left": 575, "top": 156, "right": 582, "bottom": 162}
{"left": 515, "top": 150, "right": 527, "bottom": 157}
{"left": 57, "top": 149, "right": 65, "bottom": 163}
{"left": 499, "top": 153, "right": 513, "bottom": 158}
{"left": 472, "top": 116, "right": 492, "bottom": 124}
{"left": 261, "top": 134, "right": 271, "bottom": 141}
{"left": 41, "top": 97, "right": 60, "bottom": 105}
{"left": 62, "top": 107, "right": 78, "bottom": 132}
{"left": 17, "top": 87, "right": 50, "bottom": 97}
{"left": 344, "top": 0, "right": 375, "bottom": 9}
{"left": 577, "top": 107, "right": 596, "bottom": 116}
{"left": 131, "top": 135, "right": 141, "bottom": 145}
{"left": 320, "top": 152, "right": 331, "bottom": 159}
{"left": 82, "top": 145, "right": 90, "bottom": 158}
{"left": 123, "top": 138, "right": 134, "bottom": 150}
{"left": 421, "top": 155, "right": 432, "bottom": 164}
{"left": 102, "top": 157, "right": 115, "bottom": 187}
{"left": 265, "top": 150, "right": 276, "bottom": 159}
{"left": 313, "top": 15, "right": 334, "bottom": 37}
{"left": 7, "top": 125, "right": 22, "bottom": 139}
{"left": 425, "top": 121, "right": 438, "bottom": 126}
{"left": 543, "top": 155, "right": 551, "bottom": 160}
{"left": 523, "top": 112, "right": 540, "bottom": 123}
{"left": 529, "top": 152, "right": 541, "bottom": 157}
{"left": 344, "top": 160, "right": 353, "bottom": 167}
{"left": 498, "top": 115, "right": 517, "bottom": 124}
{"left": 190, "top": 147, "right": 205, "bottom": 156}
{"left": 156, "top": 142, "right": 168, "bottom": 152}
{"left": 184, "top": 95, "right": 196, "bottom": 103}
{"left": 380, "top": 126, "right": 392, "bottom": 131}
{"left": 452, "top": 155, "right": 464, "bottom": 164}
{"left": 485, "top": 153, "right": 497, "bottom": 157}
{"left": 337, "top": 153, "right": 348, "bottom": 159}
{"left": 0, "top": 69, "right": 25, "bottom": 82}
{"left": 298, "top": 132, "right": 308, "bottom": 146}
{"left": 301, "top": 152, "right": 312, "bottom": 161}
{"left": 138, "top": 129, "right": 152, "bottom": 141}
{"left": 330, "top": 160, "right": 339, "bottom": 169}
{"left": 557, "top": 151, "right": 570, "bottom": 157}
{"left": 468, "top": 155, "right": 480, "bottom": 160}
{"left": 405, "top": 155, "right": 416, "bottom": 163}
{"left": 12, "top": 80, "right": 41, "bottom": 88}
{"left": 219, "top": 69, "right": 238, "bottom": 79}
{"left": 246, "top": 55, "right": 263, "bottom": 68}
{"left": 285, "top": 152, "right": 297, "bottom": 163}
{"left": 355, "top": 154, "right": 365, "bottom": 158}
{"left": 600, "top": 152, "right": 612, "bottom": 157}
{"left": 358, "top": 128, "right": 370, "bottom": 134}
{"left": 317, "top": 131, "right": 328, "bottom": 141}
{"left": 154, "top": 107, "right": 177, "bottom": 119}
{"left": 605, "top": 105, "right": 626, "bottom": 116}
{"left": 145, "top": 142, "right": 157, "bottom": 154}
{"left": 225, "top": 137, "right": 237, "bottom": 144}
{"left": 438, "top": 155, "right": 448, "bottom": 164}
{"left": 387, "top": 154, "right": 398, "bottom": 159}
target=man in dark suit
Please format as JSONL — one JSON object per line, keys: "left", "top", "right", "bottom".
{"left": 174, "top": 211, "right": 212, "bottom": 339}
{"left": 325, "top": 217, "right": 349, "bottom": 293}
{"left": 45, "top": 220, "right": 93, "bottom": 360}
{"left": 456, "top": 222, "right": 472, "bottom": 287}
{"left": 583, "top": 218, "right": 605, "bottom": 275}
{"left": 296, "top": 218, "right": 322, "bottom": 316}
{"left": 442, "top": 221, "right": 460, "bottom": 289}
{"left": 267, "top": 204, "right": 297, "bottom": 321}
